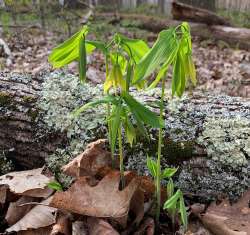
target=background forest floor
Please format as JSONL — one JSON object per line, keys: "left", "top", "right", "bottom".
{"left": 0, "top": 5, "right": 250, "bottom": 98}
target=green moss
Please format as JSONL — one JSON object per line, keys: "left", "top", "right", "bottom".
{"left": 27, "top": 108, "right": 39, "bottom": 121}
{"left": 23, "top": 95, "right": 35, "bottom": 103}
{"left": 0, "top": 92, "right": 11, "bottom": 106}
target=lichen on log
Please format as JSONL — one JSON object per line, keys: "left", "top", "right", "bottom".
{"left": 0, "top": 71, "right": 249, "bottom": 201}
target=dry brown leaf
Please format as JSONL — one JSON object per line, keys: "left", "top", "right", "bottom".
{"left": 0, "top": 168, "right": 54, "bottom": 198}
{"left": 134, "top": 217, "right": 155, "bottom": 235}
{"left": 130, "top": 188, "right": 145, "bottom": 227}
{"left": 6, "top": 197, "right": 57, "bottom": 233}
{"left": 140, "top": 176, "right": 167, "bottom": 204}
{"left": 5, "top": 196, "right": 39, "bottom": 225}
{"left": 0, "top": 185, "right": 8, "bottom": 205}
{"left": 50, "top": 171, "right": 140, "bottom": 226}
{"left": 18, "top": 226, "right": 52, "bottom": 235}
{"left": 198, "top": 189, "right": 250, "bottom": 235}
{"left": 72, "top": 221, "right": 87, "bottom": 235}
{"left": 62, "top": 139, "right": 117, "bottom": 178}
{"left": 87, "top": 218, "right": 119, "bottom": 235}
{"left": 51, "top": 214, "right": 71, "bottom": 235}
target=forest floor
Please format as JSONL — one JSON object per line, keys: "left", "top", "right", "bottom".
{"left": 1, "top": 14, "right": 250, "bottom": 98}
{"left": 0, "top": 8, "right": 250, "bottom": 235}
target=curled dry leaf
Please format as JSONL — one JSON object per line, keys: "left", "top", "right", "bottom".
{"left": 197, "top": 189, "right": 250, "bottom": 235}
{"left": 6, "top": 197, "right": 57, "bottom": 233}
{"left": 18, "top": 226, "right": 52, "bottom": 235}
{"left": 5, "top": 196, "right": 39, "bottom": 225}
{"left": 87, "top": 218, "right": 119, "bottom": 235}
{"left": 62, "top": 139, "right": 117, "bottom": 178}
{"left": 51, "top": 214, "right": 71, "bottom": 235}
{"left": 50, "top": 171, "right": 140, "bottom": 227}
{"left": 134, "top": 217, "right": 155, "bottom": 235}
{"left": 72, "top": 221, "right": 87, "bottom": 235}
{"left": 0, "top": 185, "right": 8, "bottom": 205}
{"left": 0, "top": 168, "right": 54, "bottom": 198}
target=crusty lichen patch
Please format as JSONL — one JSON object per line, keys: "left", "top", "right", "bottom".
{"left": 197, "top": 117, "right": 250, "bottom": 168}
{"left": 39, "top": 72, "right": 250, "bottom": 199}
{"left": 0, "top": 151, "right": 13, "bottom": 175}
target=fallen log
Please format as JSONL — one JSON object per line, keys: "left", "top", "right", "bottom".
{"left": 0, "top": 72, "right": 249, "bottom": 201}
{"left": 96, "top": 13, "right": 250, "bottom": 50}
{"left": 172, "top": 1, "right": 231, "bottom": 26}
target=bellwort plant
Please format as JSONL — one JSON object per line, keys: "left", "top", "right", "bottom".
{"left": 133, "top": 22, "right": 196, "bottom": 227}
{"left": 48, "top": 21, "right": 196, "bottom": 230}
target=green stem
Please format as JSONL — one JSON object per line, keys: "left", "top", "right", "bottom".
{"left": 105, "top": 55, "right": 114, "bottom": 168}
{"left": 118, "top": 123, "right": 125, "bottom": 189}
{"left": 156, "top": 77, "right": 166, "bottom": 223}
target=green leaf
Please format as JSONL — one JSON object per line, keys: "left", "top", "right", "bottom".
{"left": 124, "top": 116, "right": 136, "bottom": 146}
{"left": 72, "top": 95, "right": 118, "bottom": 116}
{"left": 119, "top": 34, "right": 150, "bottom": 63}
{"left": 167, "top": 178, "right": 174, "bottom": 198}
{"left": 47, "top": 181, "right": 63, "bottom": 191}
{"left": 163, "top": 189, "right": 181, "bottom": 210}
{"left": 122, "top": 93, "right": 164, "bottom": 128}
{"left": 133, "top": 28, "right": 178, "bottom": 84}
{"left": 110, "top": 103, "right": 122, "bottom": 154}
{"left": 148, "top": 62, "right": 168, "bottom": 90}
{"left": 161, "top": 167, "right": 178, "bottom": 179}
{"left": 79, "top": 34, "right": 86, "bottom": 83}
{"left": 179, "top": 193, "right": 188, "bottom": 230}
{"left": 172, "top": 51, "right": 185, "bottom": 97}
{"left": 86, "top": 40, "right": 108, "bottom": 55}
{"left": 146, "top": 156, "right": 157, "bottom": 177}
{"left": 48, "top": 26, "right": 95, "bottom": 68}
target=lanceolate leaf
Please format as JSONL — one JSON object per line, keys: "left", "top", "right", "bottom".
{"left": 161, "top": 167, "right": 178, "bottom": 179}
{"left": 49, "top": 26, "right": 95, "bottom": 68}
{"left": 110, "top": 103, "right": 122, "bottom": 154}
{"left": 73, "top": 95, "right": 118, "bottom": 116}
{"left": 146, "top": 156, "right": 157, "bottom": 177}
{"left": 163, "top": 189, "right": 181, "bottom": 210}
{"left": 167, "top": 178, "right": 174, "bottom": 198}
{"left": 179, "top": 193, "right": 188, "bottom": 230}
{"left": 79, "top": 34, "right": 87, "bottom": 83}
{"left": 119, "top": 34, "right": 150, "bottom": 63}
{"left": 85, "top": 40, "right": 108, "bottom": 55}
{"left": 133, "top": 28, "right": 178, "bottom": 84}
{"left": 122, "top": 93, "right": 164, "bottom": 128}
{"left": 124, "top": 115, "right": 136, "bottom": 146}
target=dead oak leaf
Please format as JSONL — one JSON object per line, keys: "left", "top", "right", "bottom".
{"left": 50, "top": 171, "right": 140, "bottom": 226}
{"left": 199, "top": 189, "right": 250, "bottom": 235}
{"left": 62, "top": 139, "right": 117, "bottom": 178}
{"left": 0, "top": 168, "right": 53, "bottom": 198}
{"left": 87, "top": 218, "right": 119, "bottom": 235}
{"left": 6, "top": 197, "right": 57, "bottom": 233}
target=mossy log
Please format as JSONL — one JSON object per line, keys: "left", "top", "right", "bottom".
{"left": 0, "top": 72, "right": 67, "bottom": 169}
{"left": 0, "top": 72, "right": 249, "bottom": 201}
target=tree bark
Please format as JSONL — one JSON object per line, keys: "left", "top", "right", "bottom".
{"left": 0, "top": 72, "right": 67, "bottom": 170}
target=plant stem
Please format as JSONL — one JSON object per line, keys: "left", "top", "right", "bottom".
{"left": 105, "top": 55, "right": 115, "bottom": 168}
{"left": 118, "top": 123, "right": 125, "bottom": 189}
{"left": 156, "top": 77, "right": 166, "bottom": 223}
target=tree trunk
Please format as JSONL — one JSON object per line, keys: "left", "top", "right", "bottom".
{"left": 0, "top": 72, "right": 249, "bottom": 201}
{"left": 172, "top": 1, "right": 230, "bottom": 25}
{"left": 178, "top": 0, "right": 215, "bottom": 11}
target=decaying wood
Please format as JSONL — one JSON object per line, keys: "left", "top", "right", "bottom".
{"left": 0, "top": 72, "right": 67, "bottom": 169}
{"left": 0, "top": 72, "right": 249, "bottom": 201}
{"left": 96, "top": 13, "right": 250, "bottom": 50}
{"left": 172, "top": 1, "right": 231, "bottom": 26}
